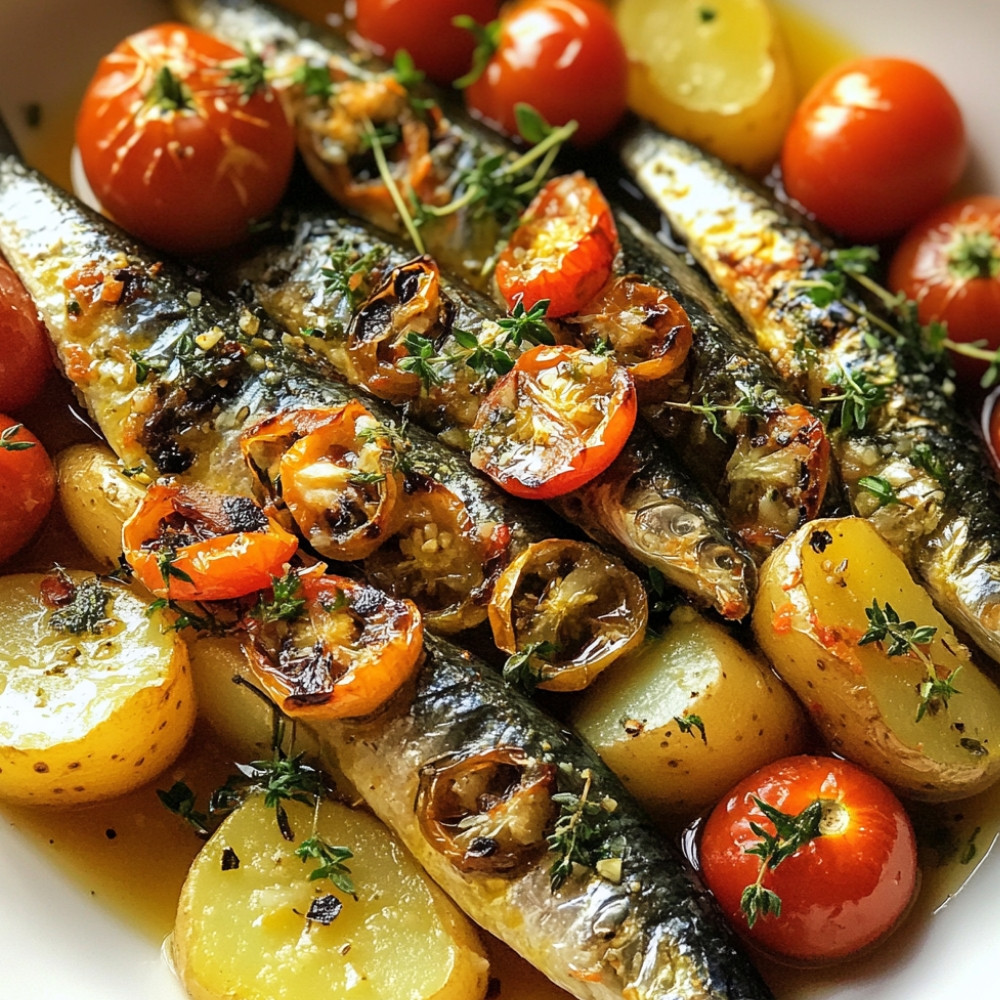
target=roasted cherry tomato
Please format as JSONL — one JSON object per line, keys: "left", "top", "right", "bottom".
{"left": 496, "top": 172, "right": 618, "bottom": 318}
{"left": 76, "top": 23, "right": 296, "bottom": 254}
{"left": 488, "top": 538, "right": 647, "bottom": 690}
{"left": 0, "top": 254, "right": 51, "bottom": 411}
{"left": 242, "top": 403, "right": 401, "bottom": 562}
{"left": 470, "top": 344, "right": 637, "bottom": 499}
{"left": 354, "top": 0, "right": 500, "bottom": 86}
{"left": 0, "top": 416, "right": 55, "bottom": 564}
{"left": 781, "top": 57, "right": 966, "bottom": 242}
{"left": 889, "top": 196, "right": 1000, "bottom": 385}
{"left": 700, "top": 755, "right": 918, "bottom": 964}
{"left": 244, "top": 568, "right": 423, "bottom": 720}
{"left": 463, "top": 0, "right": 628, "bottom": 147}
{"left": 123, "top": 482, "right": 299, "bottom": 601}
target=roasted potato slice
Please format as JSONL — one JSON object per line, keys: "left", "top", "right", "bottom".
{"left": 754, "top": 517, "right": 1000, "bottom": 801}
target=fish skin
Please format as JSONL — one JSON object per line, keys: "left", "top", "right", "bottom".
{"left": 620, "top": 124, "right": 1000, "bottom": 665}
{"left": 0, "top": 150, "right": 774, "bottom": 1000}
{"left": 227, "top": 208, "right": 756, "bottom": 618}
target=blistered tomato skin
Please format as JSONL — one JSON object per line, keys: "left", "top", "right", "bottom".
{"left": 0, "top": 416, "right": 56, "bottom": 564}
{"left": 0, "top": 254, "right": 52, "bottom": 411}
{"left": 781, "top": 57, "right": 966, "bottom": 242}
{"left": 700, "top": 755, "right": 918, "bottom": 965}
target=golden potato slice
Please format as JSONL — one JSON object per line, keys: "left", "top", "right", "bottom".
{"left": 0, "top": 570, "right": 195, "bottom": 805}
{"left": 56, "top": 443, "right": 145, "bottom": 569}
{"left": 569, "top": 606, "right": 807, "bottom": 821}
{"left": 615, "top": 0, "right": 796, "bottom": 174}
{"left": 174, "top": 795, "right": 489, "bottom": 1000}
{"left": 754, "top": 517, "right": 1000, "bottom": 801}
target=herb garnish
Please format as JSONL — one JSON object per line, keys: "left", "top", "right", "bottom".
{"left": 292, "top": 62, "right": 335, "bottom": 100}
{"left": 674, "top": 713, "right": 707, "bottom": 744}
{"left": 323, "top": 244, "right": 385, "bottom": 309}
{"left": 0, "top": 423, "right": 34, "bottom": 451}
{"left": 502, "top": 640, "right": 559, "bottom": 693}
{"left": 857, "top": 475, "right": 901, "bottom": 508}
{"left": 225, "top": 46, "right": 268, "bottom": 97}
{"left": 251, "top": 571, "right": 307, "bottom": 625}
{"left": 48, "top": 575, "right": 115, "bottom": 636}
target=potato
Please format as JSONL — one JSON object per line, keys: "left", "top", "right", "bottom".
{"left": 615, "top": 0, "right": 797, "bottom": 174}
{"left": 569, "top": 605, "right": 808, "bottom": 821}
{"left": 174, "top": 794, "right": 489, "bottom": 1000}
{"left": 754, "top": 517, "right": 1000, "bottom": 801}
{"left": 0, "top": 570, "right": 195, "bottom": 805}
{"left": 56, "top": 443, "right": 145, "bottom": 569}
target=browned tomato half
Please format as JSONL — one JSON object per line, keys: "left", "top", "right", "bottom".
{"left": 244, "top": 568, "right": 423, "bottom": 720}
{"left": 489, "top": 539, "right": 647, "bottom": 691}
{"left": 122, "top": 482, "right": 298, "bottom": 601}
{"left": 241, "top": 402, "right": 400, "bottom": 562}
{"left": 416, "top": 746, "right": 557, "bottom": 873}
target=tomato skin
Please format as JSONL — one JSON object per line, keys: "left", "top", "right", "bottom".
{"left": 700, "top": 755, "right": 917, "bottom": 964}
{"left": 76, "top": 23, "right": 296, "bottom": 254}
{"left": 355, "top": 0, "right": 500, "bottom": 85}
{"left": 781, "top": 58, "right": 966, "bottom": 242}
{"left": 496, "top": 172, "right": 618, "bottom": 317}
{"left": 0, "top": 255, "right": 52, "bottom": 412}
{"left": 464, "top": 0, "right": 628, "bottom": 147}
{"left": 889, "top": 196, "right": 1000, "bottom": 385}
{"left": 0, "top": 416, "right": 56, "bottom": 564}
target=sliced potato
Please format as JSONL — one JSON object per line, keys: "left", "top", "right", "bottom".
{"left": 754, "top": 517, "right": 1000, "bottom": 801}
{"left": 569, "top": 605, "right": 807, "bottom": 821}
{"left": 0, "top": 570, "right": 195, "bottom": 805}
{"left": 56, "top": 443, "right": 145, "bottom": 569}
{"left": 615, "top": 0, "right": 796, "bottom": 174}
{"left": 174, "top": 795, "right": 489, "bottom": 1000}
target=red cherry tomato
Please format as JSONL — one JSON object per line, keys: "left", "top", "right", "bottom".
{"left": 496, "top": 172, "right": 618, "bottom": 318}
{"left": 76, "top": 23, "right": 296, "bottom": 254}
{"left": 0, "top": 255, "right": 52, "bottom": 412}
{"left": 0, "top": 415, "right": 56, "bottom": 564}
{"left": 700, "top": 755, "right": 918, "bottom": 965}
{"left": 781, "top": 57, "right": 966, "bottom": 242}
{"left": 889, "top": 196, "right": 1000, "bottom": 385}
{"left": 464, "top": 0, "right": 628, "bottom": 147}
{"left": 354, "top": 0, "right": 500, "bottom": 86}
{"left": 470, "top": 344, "right": 636, "bottom": 498}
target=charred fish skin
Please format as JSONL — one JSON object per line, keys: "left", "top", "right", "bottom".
{"left": 329, "top": 632, "right": 774, "bottom": 1000}
{"left": 620, "top": 124, "right": 1000, "bottom": 663}
{"left": 229, "top": 208, "right": 756, "bottom": 618}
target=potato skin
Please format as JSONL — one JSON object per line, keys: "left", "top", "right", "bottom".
{"left": 570, "top": 606, "right": 808, "bottom": 822}
{"left": 754, "top": 517, "right": 1000, "bottom": 801}
{"left": 0, "top": 570, "right": 195, "bottom": 805}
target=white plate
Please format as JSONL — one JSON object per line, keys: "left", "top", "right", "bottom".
{"left": 1, "top": 2, "right": 999, "bottom": 998}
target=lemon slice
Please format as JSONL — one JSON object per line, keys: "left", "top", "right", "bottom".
{"left": 615, "top": 0, "right": 796, "bottom": 174}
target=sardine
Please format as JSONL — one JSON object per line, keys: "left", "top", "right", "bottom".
{"left": 0, "top": 146, "right": 774, "bottom": 1000}
{"left": 621, "top": 124, "right": 1000, "bottom": 665}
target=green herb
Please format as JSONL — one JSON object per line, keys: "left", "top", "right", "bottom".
{"left": 251, "top": 571, "right": 307, "bottom": 625}
{"left": 48, "top": 575, "right": 115, "bottom": 636}
{"left": 120, "top": 464, "right": 147, "bottom": 479}
{"left": 357, "top": 420, "right": 413, "bottom": 473}
{"left": 390, "top": 50, "right": 435, "bottom": 117}
{"left": 698, "top": 6, "right": 717, "bottom": 21}
{"left": 397, "top": 332, "right": 448, "bottom": 388}
{"left": 857, "top": 475, "right": 901, "bottom": 508}
{"left": 66, "top": 299, "right": 82, "bottom": 317}
{"left": 961, "top": 826, "right": 982, "bottom": 865}
{"left": 157, "top": 780, "right": 212, "bottom": 838}
{"left": 295, "top": 836, "right": 356, "bottom": 895}
{"left": 497, "top": 298, "right": 554, "bottom": 346}
{"left": 147, "top": 65, "right": 192, "bottom": 113}
{"left": 741, "top": 797, "right": 824, "bottom": 928}
{"left": 323, "top": 245, "right": 384, "bottom": 309}
{"left": 363, "top": 117, "right": 427, "bottom": 254}
{"left": 674, "top": 714, "right": 707, "bottom": 744}
{"left": 225, "top": 46, "right": 268, "bottom": 97}
{"left": 910, "top": 442, "right": 950, "bottom": 489}
{"left": 659, "top": 385, "right": 780, "bottom": 441}
{"left": 452, "top": 15, "right": 501, "bottom": 89}
{"left": 156, "top": 546, "right": 194, "bottom": 588}
{"left": 147, "top": 596, "right": 232, "bottom": 636}
{"left": 292, "top": 62, "right": 334, "bottom": 99}
{"left": 0, "top": 423, "right": 34, "bottom": 451}
{"left": 349, "top": 470, "right": 387, "bottom": 485}
{"left": 360, "top": 119, "right": 402, "bottom": 151}
{"left": 824, "top": 366, "right": 888, "bottom": 434}
{"left": 502, "top": 640, "right": 558, "bottom": 694}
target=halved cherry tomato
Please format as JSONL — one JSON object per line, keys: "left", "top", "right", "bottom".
{"left": 0, "top": 416, "right": 55, "bottom": 564}
{"left": 76, "top": 23, "right": 296, "bottom": 254}
{"left": 781, "top": 57, "right": 966, "bottom": 242}
{"left": 463, "top": 0, "right": 628, "bottom": 147}
{"left": 496, "top": 173, "right": 618, "bottom": 318}
{"left": 0, "top": 254, "right": 51, "bottom": 411}
{"left": 354, "top": 0, "right": 500, "bottom": 86}
{"left": 889, "top": 196, "right": 1000, "bottom": 385}
{"left": 488, "top": 538, "right": 647, "bottom": 690}
{"left": 242, "top": 403, "right": 401, "bottom": 562}
{"left": 123, "top": 482, "right": 299, "bottom": 601}
{"left": 244, "top": 568, "right": 423, "bottom": 720}
{"left": 700, "top": 755, "right": 918, "bottom": 964}
{"left": 470, "top": 344, "right": 637, "bottom": 499}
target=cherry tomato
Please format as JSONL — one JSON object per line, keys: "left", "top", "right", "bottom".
{"left": 781, "top": 58, "right": 966, "bottom": 242}
{"left": 463, "top": 0, "right": 628, "bottom": 147}
{"left": 700, "top": 755, "right": 918, "bottom": 964}
{"left": 354, "top": 0, "right": 500, "bottom": 86}
{"left": 76, "top": 23, "right": 296, "bottom": 254}
{"left": 0, "top": 255, "right": 52, "bottom": 411}
{"left": 470, "top": 344, "right": 637, "bottom": 499}
{"left": 123, "top": 482, "right": 299, "bottom": 601}
{"left": 0, "top": 416, "right": 56, "bottom": 564}
{"left": 244, "top": 568, "right": 423, "bottom": 720}
{"left": 889, "top": 196, "right": 1000, "bottom": 385}
{"left": 496, "top": 172, "right": 618, "bottom": 318}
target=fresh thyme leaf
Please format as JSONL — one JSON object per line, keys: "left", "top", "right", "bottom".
{"left": 910, "top": 442, "right": 950, "bottom": 488}
{"left": 392, "top": 49, "right": 424, "bottom": 89}
{"left": 917, "top": 668, "right": 962, "bottom": 722}
{"left": 514, "top": 103, "right": 554, "bottom": 145}
{"left": 157, "top": 780, "right": 212, "bottom": 838}
{"left": 251, "top": 571, "right": 307, "bottom": 625}
{"left": 226, "top": 46, "right": 268, "bottom": 97}
{"left": 497, "top": 298, "right": 554, "bottom": 346}
{"left": 48, "top": 576, "right": 114, "bottom": 636}
{"left": 357, "top": 420, "right": 413, "bottom": 473}
{"left": 349, "top": 470, "right": 387, "bottom": 485}
{"left": 296, "top": 836, "right": 356, "bottom": 895}
{"left": 674, "top": 713, "right": 707, "bottom": 744}
{"left": 547, "top": 769, "right": 622, "bottom": 890}
{"left": 323, "top": 245, "right": 384, "bottom": 309}
{"left": 292, "top": 62, "right": 334, "bottom": 99}
{"left": 0, "top": 423, "right": 34, "bottom": 451}
{"left": 452, "top": 15, "right": 501, "bottom": 89}
{"left": 360, "top": 120, "right": 402, "bottom": 151}
{"left": 156, "top": 546, "right": 194, "bottom": 588}
{"left": 397, "top": 331, "right": 449, "bottom": 388}
{"left": 502, "top": 640, "right": 558, "bottom": 694}
{"left": 857, "top": 475, "right": 901, "bottom": 508}
{"left": 826, "top": 367, "right": 887, "bottom": 434}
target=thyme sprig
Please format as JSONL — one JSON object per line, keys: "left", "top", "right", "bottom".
{"left": 822, "top": 365, "right": 888, "bottom": 434}
{"left": 224, "top": 46, "right": 268, "bottom": 97}
{"left": 323, "top": 244, "right": 385, "bottom": 309}
{"left": 657, "top": 386, "right": 780, "bottom": 440}
{"left": 250, "top": 571, "right": 307, "bottom": 625}
{"left": 502, "top": 640, "right": 558, "bottom": 694}
{"left": 0, "top": 423, "right": 34, "bottom": 451}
